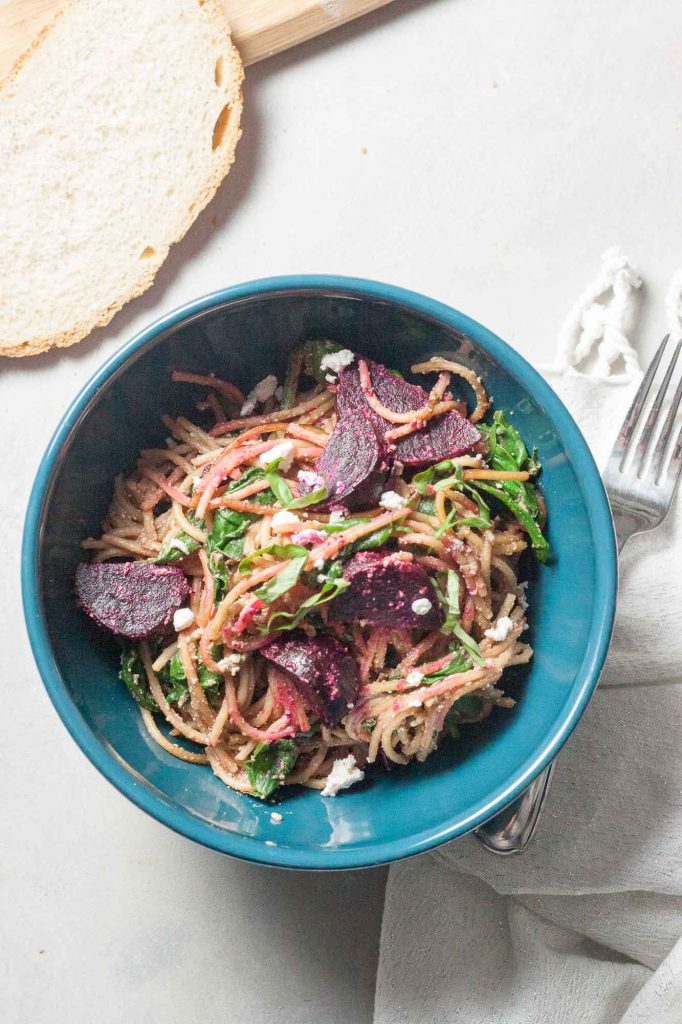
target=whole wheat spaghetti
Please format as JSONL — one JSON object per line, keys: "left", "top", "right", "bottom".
{"left": 78, "top": 342, "right": 548, "bottom": 800}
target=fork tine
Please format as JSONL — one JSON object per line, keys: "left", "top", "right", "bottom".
{"left": 635, "top": 338, "right": 682, "bottom": 477}
{"left": 614, "top": 335, "right": 668, "bottom": 468}
{"left": 653, "top": 370, "right": 682, "bottom": 486}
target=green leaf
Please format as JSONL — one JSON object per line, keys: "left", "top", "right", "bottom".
{"left": 295, "top": 723, "right": 322, "bottom": 742}
{"left": 436, "top": 571, "right": 486, "bottom": 667}
{"left": 418, "top": 497, "right": 436, "bottom": 515}
{"left": 158, "top": 648, "right": 222, "bottom": 703}
{"left": 475, "top": 482, "right": 550, "bottom": 561}
{"left": 456, "top": 693, "right": 484, "bottom": 719}
{"left": 225, "top": 466, "right": 275, "bottom": 505}
{"left": 265, "top": 577, "right": 350, "bottom": 632}
{"left": 154, "top": 531, "right": 200, "bottom": 563}
{"left": 245, "top": 740, "right": 298, "bottom": 800}
{"left": 239, "top": 543, "right": 308, "bottom": 573}
{"left": 119, "top": 645, "right": 158, "bottom": 711}
{"left": 287, "top": 484, "right": 328, "bottom": 510}
{"left": 443, "top": 715, "right": 460, "bottom": 741}
{"left": 255, "top": 554, "right": 308, "bottom": 603}
{"left": 362, "top": 717, "right": 377, "bottom": 732}
{"left": 422, "top": 649, "right": 472, "bottom": 682}
{"left": 412, "top": 459, "right": 456, "bottom": 496}
{"left": 300, "top": 339, "right": 349, "bottom": 384}
{"left": 153, "top": 511, "right": 204, "bottom": 563}
{"left": 265, "top": 468, "right": 294, "bottom": 507}
{"left": 205, "top": 509, "right": 255, "bottom": 598}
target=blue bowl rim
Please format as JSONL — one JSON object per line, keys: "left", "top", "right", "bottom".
{"left": 21, "top": 274, "right": 617, "bottom": 870}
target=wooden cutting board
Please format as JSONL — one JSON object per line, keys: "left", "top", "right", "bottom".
{"left": 0, "top": 0, "right": 395, "bottom": 79}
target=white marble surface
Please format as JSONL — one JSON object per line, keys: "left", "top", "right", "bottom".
{"left": 3, "top": 1, "right": 682, "bottom": 1021}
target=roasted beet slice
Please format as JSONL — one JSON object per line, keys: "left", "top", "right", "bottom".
{"left": 260, "top": 632, "right": 360, "bottom": 727}
{"left": 337, "top": 360, "right": 481, "bottom": 466}
{"left": 328, "top": 550, "right": 444, "bottom": 630}
{"left": 315, "top": 405, "right": 389, "bottom": 510}
{"left": 75, "top": 561, "right": 190, "bottom": 639}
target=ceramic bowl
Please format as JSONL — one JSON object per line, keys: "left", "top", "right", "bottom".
{"left": 22, "top": 276, "right": 617, "bottom": 869}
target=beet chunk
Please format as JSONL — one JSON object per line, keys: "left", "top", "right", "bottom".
{"left": 328, "top": 550, "right": 444, "bottom": 630}
{"left": 315, "top": 405, "right": 389, "bottom": 510}
{"left": 337, "top": 360, "right": 481, "bottom": 466}
{"left": 75, "top": 561, "right": 191, "bottom": 639}
{"left": 261, "top": 632, "right": 360, "bottom": 727}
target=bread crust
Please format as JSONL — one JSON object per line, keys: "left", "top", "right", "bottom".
{"left": 0, "top": 0, "right": 244, "bottom": 358}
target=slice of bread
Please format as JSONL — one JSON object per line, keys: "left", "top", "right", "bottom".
{"left": 0, "top": 0, "right": 243, "bottom": 357}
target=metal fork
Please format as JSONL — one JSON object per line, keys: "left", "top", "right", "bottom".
{"left": 474, "top": 334, "right": 682, "bottom": 855}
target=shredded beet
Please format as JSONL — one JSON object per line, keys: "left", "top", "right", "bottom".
{"left": 337, "top": 360, "right": 481, "bottom": 466}
{"left": 328, "top": 549, "right": 445, "bottom": 630}
{"left": 75, "top": 562, "right": 190, "bottom": 639}
{"left": 260, "top": 631, "right": 360, "bottom": 727}
{"left": 315, "top": 405, "right": 390, "bottom": 510}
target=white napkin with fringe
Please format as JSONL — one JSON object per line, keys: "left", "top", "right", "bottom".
{"left": 374, "top": 250, "right": 682, "bottom": 1024}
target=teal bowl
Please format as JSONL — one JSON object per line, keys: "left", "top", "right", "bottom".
{"left": 22, "top": 276, "right": 617, "bottom": 869}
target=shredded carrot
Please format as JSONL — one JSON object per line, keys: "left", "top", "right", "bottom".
{"left": 208, "top": 390, "right": 332, "bottom": 436}
{"left": 139, "top": 466, "right": 191, "bottom": 508}
{"left": 172, "top": 370, "right": 245, "bottom": 405}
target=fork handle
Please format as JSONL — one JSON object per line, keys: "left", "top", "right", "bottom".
{"left": 473, "top": 762, "right": 556, "bottom": 854}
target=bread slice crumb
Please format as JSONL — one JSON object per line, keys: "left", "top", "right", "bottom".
{"left": 0, "top": 0, "right": 243, "bottom": 357}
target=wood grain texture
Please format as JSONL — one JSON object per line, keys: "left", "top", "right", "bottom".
{"left": 0, "top": 0, "right": 395, "bottom": 78}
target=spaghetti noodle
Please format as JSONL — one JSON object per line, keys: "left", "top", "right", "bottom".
{"left": 80, "top": 343, "right": 548, "bottom": 800}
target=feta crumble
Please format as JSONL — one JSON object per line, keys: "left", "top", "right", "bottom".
{"left": 406, "top": 669, "right": 424, "bottom": 686}
{"left": 169, "top": 537, "right": 190, "bottom": 556}
{"left": 259, "top": 440, "right": 294, "bottom": 471}
{"left": 411, "top": 597, "right": 432, "bottom": 616}
{"left": 379, "top": 490, "right": 407, "bottom": 510}
{"left": 319, "top": 348, "right": 355, "bottom": 379}
{"left": 217, "top": 653, "right": 242, "bottom": 676}
{"left": 173, "top": 607, "right": 195, "bottom": 632}
{"left": 271, "top": 509, "right": 301, "bottom": 529}
{"left": 484, "top": 616, "right": 514, "bottom": 642}
{"left": 313, "top": 558, "right": 324, "bottom": 570}
{"left": 321, "top": 754, "right": 365, "bottom": 797}
{"left": 240, "top": 374, "right": 279, "bottom": 415}
{"left": 328, "top": 508, "right": 347, "bottom": 524}
{"left": 297, "top": 469, "right": 324, "bottom": 489}
{"left": 270, "top": 811, "right": 283, "bottom": 823}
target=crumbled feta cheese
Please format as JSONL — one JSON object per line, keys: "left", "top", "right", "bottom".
{"left": 265, "top": 840, "right": 276, "bottom": 847}
{"left": 317, "top": 574, "right": 328, "bottom": 584}
{"left": 217, "top": 653, "right": 242, "bottom": 676}
{"left": 321, "top": 754, "right": 365, "bottom": 797}
{"left": 192, "top": 475, "right": 203, "bottom": 489}
{"left": 328, "top": 508, "right": 347, "bottom": 524}
{"left": 314, "top": 558, "right": 324, "bottom": 570}
{"left": 411, "top": 597, "right": 432, "bottom": 616}
{"left": 270, "top": 811, "right": 283, "bottom": 823}
{"left": 292, "top": 529, "right": 326, "bottom": 546}
{"left": 240, "top": 374, "right": 279, "bottom": 415}
{"left": 173, "top": 607, "right": 195, "bottom": 631}
{"left": 319, "top": 349, "right": 355, "bottom": 378}
{"left": 379, "top": 490, "right": 408, "bottom": 510}
{"left": 169, "top": 537, "right": 190, "bottom": 556}
{"left": 517, "top": 581, "right": 529, "bottom": 611}
{"left": 484, "top": 615, "right": 514, "bottom": 642}
{"left": 271, "top": 509, "right": 301, "bottom": 529}
{"left": 297, "top": 469, "right": 324, "bottom": 488}
{"left": 406, "top": 669, "right": 424, "bottom": 686}
{"left": 325, "top": 373, "right": 336, "bottom": 383}
{"left": 259, "top": 440, "right": 294, "bottom": 471}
